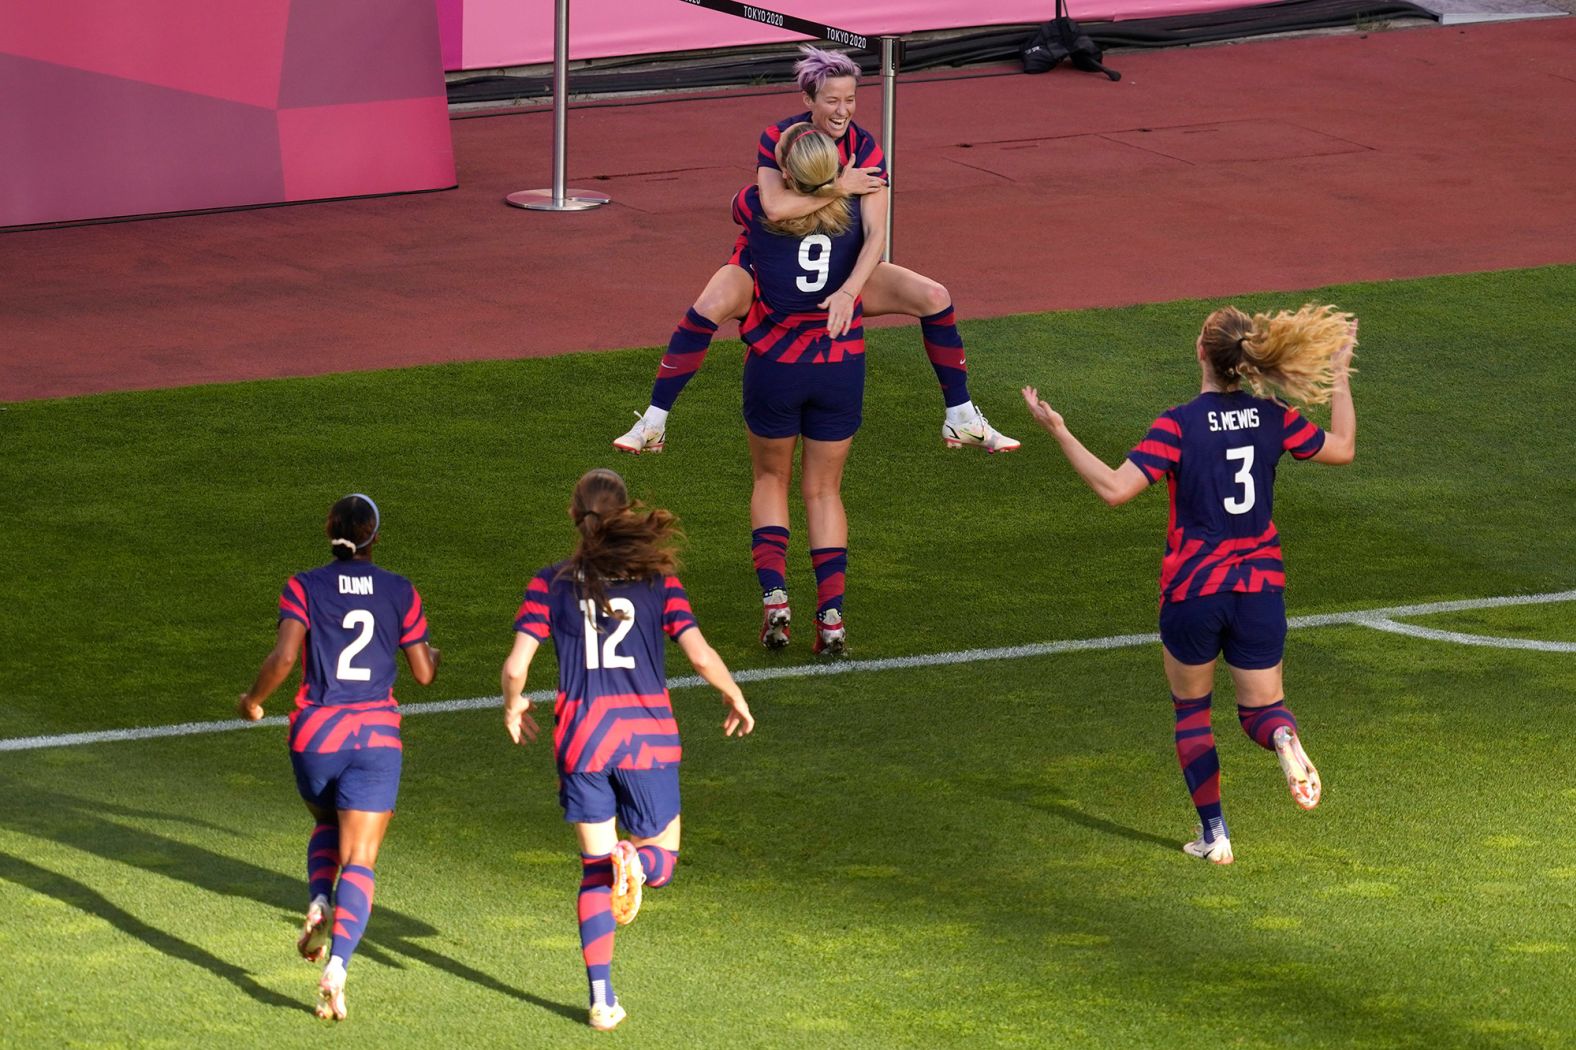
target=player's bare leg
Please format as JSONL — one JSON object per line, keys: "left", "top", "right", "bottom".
{"left": 802, "top": 436, "right": 852, "bottom": 655}
{"left": 749, "top": 432, "right": 797, "bottom": 648}
{"left": 616, "top": 266, "right": 753, "bottom": 453}
{"left": 862, "top": 263, "right": 1019, "bottom": 453}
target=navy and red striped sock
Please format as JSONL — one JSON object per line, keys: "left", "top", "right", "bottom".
{"left": 307, "top": 822, "right": 339, "bottom": 905}
{"left": 578, "top": 853, "right": 617, "bottom": 1009}
{"left": 650, "top": 309, "right": 718, "bottom": 411}
{"left": 636, "top": 845, "right": 678, "bottom": 889}
{"left": 329, "top": 864, "right": 376, "bottom": 968}
{"left": 811, "top": 547, "right": 847, "bottom": 621}
{"left": 919, "top": 306, "right": 971, "bottom": 409}
{"left": 752, "top": 526, "right": 790, "bottom": 595}
{"left": 1238, "top": 701, "right": 1298, "bottom": 750}
{"left": 1174, "top": 693, "right": 1227, "bottom": 843}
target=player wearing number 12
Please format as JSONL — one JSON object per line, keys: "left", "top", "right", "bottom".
{"left": 236, "top": 494, "right": 441, "bottom": 1020}
{"left": 500, "top": 469, "right": 753, "bottom": 1032}
{"left": 1023, "top": 305, "right": 1358, "bottom": 864}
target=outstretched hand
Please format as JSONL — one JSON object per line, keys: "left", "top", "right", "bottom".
{"left": 504, "top": 704, "right": 540, "bottom": 745}
{"left": 722, "top": 694, "right": 755, "bottom": 737}
{"left": 1021, "top": 386, "right": 1065, "bottom": 435}
{"left": 1332, "top": 318, "right": 1359, "bottom": 377}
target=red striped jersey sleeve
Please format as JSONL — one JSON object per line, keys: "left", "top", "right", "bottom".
{"left": 1126, "top": 411, "right": 1184, "bottom": 482}
{"left": 513, "top": 570, "right": 553, "bottom": 640}
{"left": 851, "top": 127, "right": 887, "bottom": 179}
{"left": 399, "top": 585, "right": 429, "bottom": 647}
{"left": 278, "top": 575, "right": 309, "bottom": 628}
{"left": 732, "top": 185, "right": 759, "bottom": 228}
{"left": 661, "top": 574, "right": 698, "bottom": 640}
{"left": 1281, "top": 403, "right": 1327, "bottom": 459}
{"left": 758, "top": 122, "right": 786, "bottom": 171}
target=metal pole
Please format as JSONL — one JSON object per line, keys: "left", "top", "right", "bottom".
{"left": 506, "top": 0, "right": 610, "bottom": 212}
{"left": 879, "top": 36, "right": 899, "bottom": 261}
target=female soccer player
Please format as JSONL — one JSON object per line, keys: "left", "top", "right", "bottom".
{"left": 236, "top": 493, "right": 440, "bottom": 1019}
{"left": 1023, "top": 305, "right": 1358, "bottom": 864}
{"left": 613, "top": 44, "right": 1018, "bottom": 457}
{"left": 731, "top": 123, "right": 870, "bottom": 654}
{"left": 500, "top": 468, "right": 753, "bottom": 1032}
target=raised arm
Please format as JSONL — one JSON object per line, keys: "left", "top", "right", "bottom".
{"left": 1022, "top": 386, "right": 1151, "bottom": 507}
{"left": 677, "top": 627, "right": 754, "bottom": 736}
{"left": 500, "top": 632, "right": 542, "bottom": 745}
{"left": 236, "top": 618, "right": 306, "bottom": 720}
{"left": 1311, "top": 323, "right": 1358, "bottom": 465}
{"left": 757, "top": 163, "right": 885, "bottom": 223}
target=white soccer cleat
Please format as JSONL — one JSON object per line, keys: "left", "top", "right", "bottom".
{"left": 1182, "top": 830, "right": 1234, "bottom": 865}
{"left": 612, "top": 413, "right": 665, "bottom": 455}
{"left": 296, "top": 894, "right": 331, "bottom": 963}
{"left": 760, "top": 588, "right": 791, "bottom": 650}
{"left": 812, "top": 608, "right": 847, "bottom": 657}
{"left": 589, "top": 1001, "right": 627, "bottom": 1031}
{"left": 610, "top": 840, "right": 645, "bottom": 927}
{"left": 315, "top": 958, "right": 347, "bottom": 1021}
{"left": 942, "top": 409, "right": 1020, "bottom": 453}
{"left": 1273, "top": 726, "right": 1322, "bottom": 810}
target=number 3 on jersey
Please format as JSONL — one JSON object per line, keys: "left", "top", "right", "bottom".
{"left": 796, "top": 233, "right": 832, "bottom": 292}
{"left": 1224, "top": 445, "right": 1256, "bottom": 514}
{"left": 581, "top": 598, "right": 636, "bottom": 670}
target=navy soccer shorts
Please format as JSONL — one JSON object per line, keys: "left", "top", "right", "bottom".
{"left": 742, "top": 352, "right": 865, "bottom": 441}
{"left": 1159, "top": 590, "right": 1287, "bottom": 669}
{"left": 559, "top": 766, "right": 681, "bottom": 839}
{"left": 292, "top": 746, "right": 403, "bottom": 813}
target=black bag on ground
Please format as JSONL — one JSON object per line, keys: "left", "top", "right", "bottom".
{"left": 1021, "top": 0, "right": 1121, "bottom": 80}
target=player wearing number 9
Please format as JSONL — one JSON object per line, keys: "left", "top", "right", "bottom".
{"left": 1022, "top": 305, "right": 1358, "bottom": 866}
{"left": 235, "top": 493, "right": 441, "bottom": 1020}
{"left": 500, "top": 468, "right": 753, "bottom": 1032}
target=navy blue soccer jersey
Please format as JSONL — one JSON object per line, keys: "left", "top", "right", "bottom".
{"left": 732, "top": 185, "right": 865, "bottom": 364}
{"left": 277, "top": 562, "right": 427, "bottom": 751}
{"left": 757, "top": 113, "right": 886, "bottom": 180}
{"left": 1126, "top": 391, "right": 1326, "bottom": 603}
{"left": 513, "top": 564, "right": 698, "bottom": 774}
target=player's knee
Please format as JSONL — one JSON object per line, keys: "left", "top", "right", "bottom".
{"left": 918, "top": 280, "right": 951, "bottom": 317}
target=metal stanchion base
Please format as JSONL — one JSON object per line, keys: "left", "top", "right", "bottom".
{"left": 505, "top": 189, "right": 611, "bottom": 211}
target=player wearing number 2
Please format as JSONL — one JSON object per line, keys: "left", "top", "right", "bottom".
{"left": 613, "top": 44, "right": 1018, "bottom": 457}
{"left": 236, "top": 493, "right": 441, "bottom": 1019}
{"left": 1023, "top": 305, "right": 1358, "bottom": 864}
{"left": 500, "top": 468, "right": 753, "bottom": 1032}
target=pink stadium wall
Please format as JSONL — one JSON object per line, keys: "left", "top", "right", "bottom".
{"left": 439, "top": 0, "right": 1247, "bottom": 71}
{"left": 0, "top": 0, "right": 456, "bottom": 228}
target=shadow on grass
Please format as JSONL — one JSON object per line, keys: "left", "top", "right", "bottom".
{"left": 0, "top": 780, "right": 583, "bottom": 1025}
{"left": 987, "top": 780, "right": 1179, "bottom": 851}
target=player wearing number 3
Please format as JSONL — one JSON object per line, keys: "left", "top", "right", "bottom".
{"left": 1023, "top": 305, "right": 1358, "bottom": 864}
{"left": 236, "top": 493, "right": 441, "bottom": 1019}
{"left": 500, "top": 468, "right": 753, "bottom": 1032}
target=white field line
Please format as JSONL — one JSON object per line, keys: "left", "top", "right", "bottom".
{"left": 3, "top": 588, "right": 1572, "bottom": 755}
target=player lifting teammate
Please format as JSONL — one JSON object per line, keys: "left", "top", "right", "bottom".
{"left": 237, "top": 494, "right": 441, "bottom": 1019}
{"left": 613, "top": 45, "right": 1019, "bottom": 457}
{"left": 500, "top": 469, "right": 753, "bottom": 1031}
{"left": 1023, "top": 305, "right": 1358, "bottom": 863}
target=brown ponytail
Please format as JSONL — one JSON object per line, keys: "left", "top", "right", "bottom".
{"left": 561, "top": 469, "right": 682, "bottom": 620}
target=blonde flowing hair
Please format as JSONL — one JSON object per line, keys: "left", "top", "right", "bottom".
{"left": 559, "top": 468, "right": 682, "bottom": 620}
{"left": 764, "top": 123, "right": 853, "bottom": 239}
{"left": 1200, "top": 303, "right": 1357, "bottom": 406}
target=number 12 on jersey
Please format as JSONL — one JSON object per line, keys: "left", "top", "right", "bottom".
{"left": 581, "top": 598, "right": 636, "bottom": 670}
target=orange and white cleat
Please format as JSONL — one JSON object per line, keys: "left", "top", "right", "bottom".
{"left": 296, "top": 895, "right": 330, "bottom": 963}
{"left": 589, "top": 1001, "right": 627, "bottom": 1031}
{"left": 1272, "top": 726, "right": 1322, "bottom": 810}
{"left": 315, "top": 958, "right": 347, "bottom": 1021}
{"left": 1182, "top": 830, "right": 1234, "bottom": 865}
{"left": 610, "top": 841, "right": 645, "bottom": 927}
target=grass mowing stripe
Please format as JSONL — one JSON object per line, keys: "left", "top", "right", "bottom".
{"left": 6, "top": 587, "right": 1570, "bottom": 754}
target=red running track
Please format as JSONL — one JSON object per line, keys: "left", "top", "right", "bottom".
{"left": 3, "top": 19, "right": 1573, "bottom": 401}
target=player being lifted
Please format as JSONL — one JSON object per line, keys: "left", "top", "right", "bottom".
{"left": 500, "top": 469, "right": 753, "bottom": 1031}
{"left": 237, "top": 494, "right": 441, "bottom": 1019}
{"left": 613, "top": 45, "right": 1019, "bottom": 457}
{"left": 1023, "top": 305, "right": 1358, "bottom": 864}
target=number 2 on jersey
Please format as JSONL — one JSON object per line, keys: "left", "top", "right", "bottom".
{"left": 581, "top": 598, "right": 637, "bottom": 670}
{"left": 337, "top": 609, "right": 375, "bottom": 681}
{"left": 796, "top": 233, "right": 832, "bottom": 292}
{"left": 1224, "top": 445, "right": 1256, "bottom": 514}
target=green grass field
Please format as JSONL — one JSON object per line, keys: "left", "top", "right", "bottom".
{"left": 3, "top": 267, "right": 1574, "bottom": 1048}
